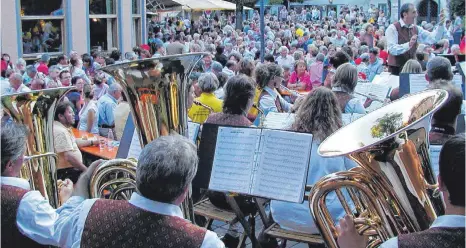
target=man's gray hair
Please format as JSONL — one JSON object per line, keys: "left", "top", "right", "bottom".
{"left": 279, "top": 46, "right": 289, "bottom": 53}
{"left": 16, "top": 59, "right": 26, "bottom": 67}
{"left": 198, "top": 72, "right": 219, "bottom": 93}
{"left": 1, "top": 123, "right": 28, "bottom": 173}
{"left": 316, "top": 53, "right": 325, "bottom": 62}
{"left": 10, "top": 72, "right": 23, "bottom": 82}
{"left": 319, "top": 46, "right": 328, "bottom": 53}
{"left": 108, "top": 82, "right": 122, "bottom": 93}
{"left": 136, "top": 135, "right": 198, "bottom": 203}
{"left": 426, "top": 56, "right": 453, "bottom": 81}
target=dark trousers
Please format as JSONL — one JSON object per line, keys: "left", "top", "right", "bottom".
{"left": 388, "top": 65, "right": 401, "bottom": 76}
{"left": 57, "top": 168, "right": 83, "bottom": 184}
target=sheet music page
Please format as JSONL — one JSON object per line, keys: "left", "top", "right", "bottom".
{"left": 452, "top": 75, "right": 464, "bottom": 91}
{"left": 208, "top": 127, "right": 262, "bottom": 194}
{"left": 264, "top": 112, "right": 296, "bottom": 130}
{"left": 342, "top": 113, "right": 365, "bottom": 125}
{"left": 368, "top": 84, "right": 391, "bottom": 100}
{"left": 430, "top": 145, "right": 441, "bottom": 177}
{"left": 409, "top": 74, "right": 429, "bottom": 94}
{"left": 127, "top": 130, "right": 142, "bottom": 159}
{"left": 354, "top": 83, "right": 370, "bottom": 102}
{"left": 371, "top": 74, "right": 389, "bottom": 85}
{"left": 252, "top": 129, "right": 313, "bottom": 203}
{"left": 187, "top": 121, "right": 201, "bottom": 144}
{"left": 365, "top": 101, "right": 385, "bottom": 113}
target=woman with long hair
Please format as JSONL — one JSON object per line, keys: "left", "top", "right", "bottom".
{"left": 78, "top": 84, "right": 99, "bottom": 134}
{"left": 67, "top": 76, "right": 86, "bottom": 127}
{"left": 261, "top": 87, "right": 356, "bottom": 242}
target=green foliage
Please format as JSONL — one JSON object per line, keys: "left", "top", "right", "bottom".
{"left": 450, "top": 0, "right": 465, "bottom": 16}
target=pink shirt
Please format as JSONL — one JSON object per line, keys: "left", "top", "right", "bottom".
{"left": 37, "top": 62, "right": 49, "bottom": 75}
{"left": 288, "top": 71, "right": 312, "bottom": 91}
{"left": 309, "top": 61, "right": 323, "bottom": 87}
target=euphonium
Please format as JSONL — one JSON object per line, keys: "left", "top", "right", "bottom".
{"left": 1, "top": 87, "right": 73, "bottom": 208}
{"left": 90, "top": 53, "right": 205, "bottom": 220}
{"left": 309, "top": 89, "right": 448, "bottom": 248}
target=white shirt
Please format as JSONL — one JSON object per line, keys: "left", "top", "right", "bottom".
{"left": 386, "top": 19, "right": 445, "bottom": 56}
{"left": 54, "top": 192, "right": 225, "bottom": 248}
{"left": 0, "top": 176, "right": 70, "bottom": 246}
{"left": 380, "top": 215, "right": 466, "bottom": 247}
{"left": 258, "top": 86, "right": 292, "bottom": 117}
{"left": 8, "top": 84, "right": 31, "bottom": 94}
{"left": 276, "top": 55, "right": 295, "bottom": 70}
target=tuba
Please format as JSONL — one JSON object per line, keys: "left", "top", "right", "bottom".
{"left": 309, "top": 89, "right": 448, "bottom": 248}
{"left": 90, "top": 53, "right": 205, "bottom": 220}
{"left": 1, "top": 87, "right": 73, "bottom": 208}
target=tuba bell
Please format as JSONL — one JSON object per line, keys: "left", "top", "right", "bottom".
{"left": 90, "top": 53, "right": 205, "bottom": 220}
{"left": 309, "top": 89, "right": 448, "bottom": 247}
{"left": 1, "top": 87, "right": 73, "bottom": 208}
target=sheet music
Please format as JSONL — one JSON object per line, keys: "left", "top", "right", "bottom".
{"left": 187, "top": 121, "right": 201, "bottom": 144}
{"left": 264, "top": 112, "right": 296, "bottom": 130}
{"left": 409, "top": 74, "right": 429, "bottom": 94}
{"left": 365, "top": 101, "right": 385, "bottom": 113}
{"left": 373, "top": 74, "right": 399, "bottom": 91}
{"left": 452, "top": 75, "right": 464, "bottom": 92}
{"left": 252, "top": 129, "right": 313, "bottom": 203}
{"left": 208, "top": 127, "right": 262, "bottom": 194}
{"left": 127, "top": 130, "right": 142, "bottom": 159}
{"left": 342, "top": 113, "right": 365, "bottom": 125}
{"left": 355, "top": 83, "right": 390, "bottom": 102}
{"left": 430, "top": 145, "right": 441, "bottom": 177}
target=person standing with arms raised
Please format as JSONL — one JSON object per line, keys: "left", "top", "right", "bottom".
{"left": 386, "top": 3, "right": 445, "bottom": 75}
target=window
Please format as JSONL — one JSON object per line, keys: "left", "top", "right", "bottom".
{"left": 89, "top": 0, "right": 117, "bottom": 51}
{"left": 20, "top": 0, "right": 64, "bottom": 55}
{"left": 132, "top": 0, "right": 142, "bottom": 47}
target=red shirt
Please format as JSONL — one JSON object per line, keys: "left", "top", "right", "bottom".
{"left": 355, "top": 57, "right": 362, "bottom": 65}
{"left": 379, "top": 50, "right": 388, "bottom": 64}
{"left": 460, "top": 36, "right": 466, "bottom": 54}
{"left": 288, "top": 71, "right": 312, "bottom": 91}
{"left": 37, "top": 62, "right": 49, "bottom": 75}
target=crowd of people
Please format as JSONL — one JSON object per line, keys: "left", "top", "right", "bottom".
{"left": 1, "top": 2, "right": 465, "bottom": 248}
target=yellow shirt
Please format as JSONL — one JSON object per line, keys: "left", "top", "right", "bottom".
{"left": 247, "top": 88, "right": 262, "bottom": 120}
{"left": 53, "top": 121, "right": 83, "bottom": 170}
{"left": 188, "top": 93, "right": 223, "bottom": 124}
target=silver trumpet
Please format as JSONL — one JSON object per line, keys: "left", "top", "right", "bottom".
{"left": 91, "top": 53, "right": 205, "bottom": 221}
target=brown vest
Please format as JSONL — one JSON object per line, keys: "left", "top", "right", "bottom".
{"left": 1, "top": 185, "right": 47, "bottom": 248}
{"left": 81, "top": 199, "right": 207, "bottom": 248}
{"left": 399, "top": 227, "right": 465, "bottom": 248}
{"left": 387, "top": 22, "right": 418, "bottom": 68}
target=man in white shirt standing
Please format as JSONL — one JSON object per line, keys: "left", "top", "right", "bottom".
{"left": 337, "top": 134, "right": 465, "bottom": 248}
{"left": 1, "top": 122, "right": 74, "bottom": 247}
{"left": 54, "top": 135, "right": 225, "bottom": 248}
{"left": 386, "top": 3, "right": 445, "bottom": 75}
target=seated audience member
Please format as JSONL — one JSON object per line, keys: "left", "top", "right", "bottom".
{"left": 46, "top": 65, "right": 63, "bottom": 88}
{"left": 54, "top": 101, "right": 95, "bottom": 183}
{"left": 367, "top": 48, "right": 384, "bottom": 82}
{"left": 222, "top": 60, "right": 237, "bottom": 79}
{"left": 30, "top": 78, "right": 46, "bottom": 90}
{"left": 331, "top": 63, "right": 366, "bottom": 114}
{"left": 255, "top": 63, "right": 293, "bottom": 118}
{"left": 205, "top": 74, "right": 257, "bottom": 246}
{"left": 288, "top": 60, "right": 312, "bottom": 91}
{"left": 93, "top": 73, "right": 109, "bottom": 101}
{"left": 309, "top": 53, "right": 325, "bottom": 88}
{"left": 1, "top": 122, "right": 74, "bottom": 247}
{"left": 260, "top": 88, "right": 356, "bottom": 245}
{"left": 337, "top": 134, "right": 465, "bottom": 248}
{"left": 188, "top": 72, "right": 223, "bottom": 123}
{"left": 113, "top": 94, "right": 131, "bottom": 141}
{"left": 54, "top": 135, "right": 225, "bottom": 248}
{"left": 8, "top": 73, "right": 31, "bottom": 94}
{"left": 78, "top": 84, "right": 99, "bottom": 135}
{"left": 97, "top": 83, "right": 123, "bottom": 138}
{"left": 214, "top": 72, "right": 228, "bottom": 100}
{"left": 67, "top": 76, "right": 85, "bottom": 127}
{"left": 324, "top": 51, "right": 351, "bottom": 88}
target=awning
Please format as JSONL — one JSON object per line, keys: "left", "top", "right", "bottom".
{"left": 176, "top": 0, "right": 252, "bottom": 11}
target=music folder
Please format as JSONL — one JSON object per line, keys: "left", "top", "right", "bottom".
{"left": 193, "top": 124, "right": 313, "bottom": 203}
{"left": 399, "top": 73, "right": 465, "bottom": 99}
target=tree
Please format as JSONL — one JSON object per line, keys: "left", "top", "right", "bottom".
{"left": 450, "top": 0, "right": 465, "bottom": 16}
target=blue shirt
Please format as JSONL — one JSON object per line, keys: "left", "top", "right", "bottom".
{"left": 367, "top": 58, "right": 384, "bottom": 82}
{"left": 97, "top": 93, "right": 118, "bottom": 126}
{"left": 270, "top": 140, "right": 357, "bottom": 234}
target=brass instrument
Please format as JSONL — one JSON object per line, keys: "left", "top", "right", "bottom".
{"left": 91, "top": 53, "right": 205, "bottom": 220}
{"left": 1, "top": 87, "right": 73, "bottom": 208}
{"left": 309, "top": 89, "right": 448, "bottom": 248}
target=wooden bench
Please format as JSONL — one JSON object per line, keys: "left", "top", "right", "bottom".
{"left": 194, "top": 198, "right": 238, "bottom": 228}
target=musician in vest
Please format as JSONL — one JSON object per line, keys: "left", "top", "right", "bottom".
{"left": 386, "top": 3, "right": 445, "bottom": 76}
{"left": 54, "top": 135, "right": 225, "bottom": 248}
{"left": 1, "top": 122, "right": 74, "bottom": 247}
{"left": 254, "top": 63, "right": 293, "bottom": 125}
{"left": 337, "top": 134, "right": 465, "bottom": 248}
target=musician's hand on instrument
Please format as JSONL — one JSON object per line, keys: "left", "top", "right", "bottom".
{"left": 409, "top": 35, "right": 418, "bottom": 48}
{"left": 73, "top": 159, "right": 105, "bottom": 199}
{"left": 58, "top": 179, "right": 74, "bottom": 203}
{"left": 336, "top": 215, "right": 367, "bottom": 248}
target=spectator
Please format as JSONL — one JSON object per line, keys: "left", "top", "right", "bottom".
{"left": 97, "top": 83, "right": 123, "bottom": 138}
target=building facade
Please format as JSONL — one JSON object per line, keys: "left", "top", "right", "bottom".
{"left": 1, "top": 0, "right": 148, "bottom": 62}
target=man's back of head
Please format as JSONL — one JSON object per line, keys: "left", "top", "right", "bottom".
{"left": 426, "top": 56, "right": 453, "bottom": 82}
{"left": 439, "top": 134, "right": 465, "bottom": 208}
